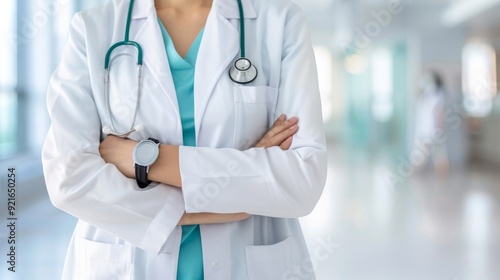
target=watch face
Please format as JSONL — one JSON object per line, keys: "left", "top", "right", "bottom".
{"left": 133, "top": 140, "right": 159, "bottom": 166}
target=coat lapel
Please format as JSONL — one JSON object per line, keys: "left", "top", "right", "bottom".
{"left": 131, "top": 0, "right": 180, "bottom": 117}
{"left": 122, "top": 0, "right": 257, "bottom": 142}
{"left": 194, "top": 0, "right": 257, "bottom": 142}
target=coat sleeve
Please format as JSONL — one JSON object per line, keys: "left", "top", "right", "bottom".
{"left": 41, "top": 13, "right": 184, "bottom": 254}
{"left": 180, "top": 11, "right": 327, "bottom": 218}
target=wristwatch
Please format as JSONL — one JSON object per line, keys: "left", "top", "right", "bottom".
{"left": 132, "top": 138, "right": 160, "bottom": 188}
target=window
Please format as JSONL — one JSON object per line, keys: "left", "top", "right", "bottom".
{"left": 0, "top": 0, "right": 81, "bottom": 160}
{"left": 314, "top": 46, "right": 335, "bottom": 122}
{"left": 0, "top": 0, "right": 17, "bottom": 158}
{"left": 371, "top": 47, "right": 393, "bottom": 122}
{"left": 462, "top": 42, "right": 497, "bottom": 117}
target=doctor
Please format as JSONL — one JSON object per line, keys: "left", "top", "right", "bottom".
{"left": 42, "top": 0, "right": 327, "bottom": 279}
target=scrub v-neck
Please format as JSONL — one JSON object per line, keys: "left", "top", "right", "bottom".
{"left": 158, "top": 19, "right": 205, "bottom": 280}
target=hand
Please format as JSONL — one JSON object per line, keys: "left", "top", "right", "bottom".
{"left": 187, "top": 114, "right": 299, "bottom": 225}
{"left": 100, "top": 115, "right": 298, "bottom": 226}
{"left": 99, "top": 135, "right": 137, "bottom": 178}
{"left": 255, "top": 114, "right": 298, "bottom": 150}
{"left": 178, "top": 212, "right": 251, "bottom": 225}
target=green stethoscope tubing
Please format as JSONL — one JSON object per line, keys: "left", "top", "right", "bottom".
{"left": 104, "top": 0, "right": 247, "bottom": 70}
{"left": 104, "top": 0, "right": 143, "bottom": 69}
{"left": 103, "top": 0, "right": 252, "bottom": 137}
{"left": 103, "top": 0, "right": 143, "bottom": 137}
{"left": 236, "top": 0, "right": 245, "bottom": 58}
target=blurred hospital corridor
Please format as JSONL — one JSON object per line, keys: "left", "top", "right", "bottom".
{"left": 2, "top": 0, "right": 500, "bottom": 279}
{"left": 301, "top": 142, "right": 500, "bottom": 280}
{"left": 1, "top": 142, "right": 500, "bottom": 279}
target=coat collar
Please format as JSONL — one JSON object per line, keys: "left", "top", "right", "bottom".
{"left": 215, "top": 0, "right": 257, "bottom": 19}
{"left": 128, "top": 0, "right": 256, "bottom": 143}
{"left": 131, "top": 0, "right": 257, "bottom": 20}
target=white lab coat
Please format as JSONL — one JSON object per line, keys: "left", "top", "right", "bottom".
{"left": 41, "top": 0, "right": 327, "bottom": 279}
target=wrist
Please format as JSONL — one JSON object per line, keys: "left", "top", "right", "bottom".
{"left": 148, "top": 144, "right": 181, "bottom": 187}
{"left": 132, "top": 138, "right": 160, "bottom": 188}
{"left": 125, "top": 140, "right": 137, "bottom": 178}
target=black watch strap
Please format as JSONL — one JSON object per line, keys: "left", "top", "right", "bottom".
{"left": 135, "top": 138, "right": 159, "bottom": 189}
{"left": 135, "top": 164, "right": 151, "bottom": 189}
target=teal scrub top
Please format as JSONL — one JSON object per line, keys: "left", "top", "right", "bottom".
{"left": 158, "top": 20, "right": 204, "bottom": 280}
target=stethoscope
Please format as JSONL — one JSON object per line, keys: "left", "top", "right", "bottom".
{"left": 103, "top": 0, "right": 257, "bottom": 137}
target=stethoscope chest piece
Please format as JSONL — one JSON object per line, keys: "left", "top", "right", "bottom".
{"left": 229, "top": 58, "right": 258, "bottom": 84}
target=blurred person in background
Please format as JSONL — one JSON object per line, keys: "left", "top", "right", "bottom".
{"left": 414, "top": 71, "right": 450, "bottom": 177}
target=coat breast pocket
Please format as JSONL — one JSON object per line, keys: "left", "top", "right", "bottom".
{"left": 74, "top": 237, "right": 134, "bottom": 280}
{"left": 233, "top": 86, "right": 278, "bottom": 150}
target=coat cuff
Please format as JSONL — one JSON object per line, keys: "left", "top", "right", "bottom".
{"left": 179, "top": 146, "right": 203, "bottom": 213}
{"left": 140, "top": 186, "right": 184, "bottom": 254}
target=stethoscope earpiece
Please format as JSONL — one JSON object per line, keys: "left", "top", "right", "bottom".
{"left": 102, "top": 126, "right": 112, "bottom": 135}
{"left": 134, "top": 124, "right": 144, "bottom": 132}
{"left": 102, "top": 123, "right": 143, "bottom": 137}
{"left": 229, "top": 58, "right": 258, "bottom": 84}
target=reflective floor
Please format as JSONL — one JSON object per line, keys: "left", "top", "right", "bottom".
{"left": 0, "top": 171, "right": 76, "bottom": 280}
{"left": 301, "top": 141, "right": 500, "bottom": 280}
{"left": 1, "top": 142, "right": 500, "bottom": 279}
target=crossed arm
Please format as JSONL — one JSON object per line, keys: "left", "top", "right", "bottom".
{"left": 99, "top": 115, "right": 299, "bottom": 225}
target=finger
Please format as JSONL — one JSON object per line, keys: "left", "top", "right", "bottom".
{"left": 255, "top": 116, "right": 293, "bottom": 148}
{"left": 266, "top": 117, "right": 298, "bottom": 140}
{"left": 268, "top": 114, "right": 287, "bottom": 131}
{"left": 279, "top": 136, "right": 293, "bottom": 150}
{"left": 257, "top": 123, "right": 298, "bottom": 148}
{"left": 271, "top": 114, "right": 286, "bottom": 124}
{"left": 256, "top": 126, "right": 296, "bottom": 149}
{"left": 254, "top": 116, "right": 298, "bottom": 148}
{"left": 255, "top": 125, "right": 298, "bottom": 148}
{"left": 268, "top": 124, "right": 298, "bottom": 147}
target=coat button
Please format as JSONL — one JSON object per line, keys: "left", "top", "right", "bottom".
{"left": 211, "top": 260, "right": 223, "bottom": 270}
